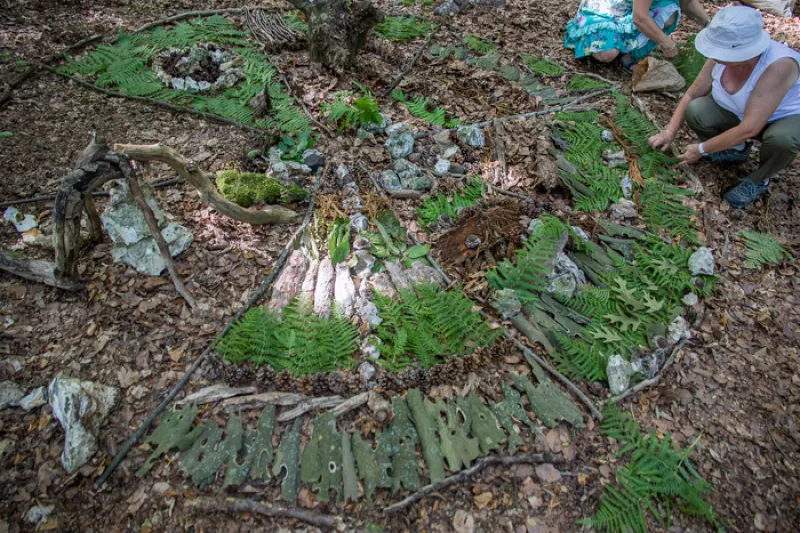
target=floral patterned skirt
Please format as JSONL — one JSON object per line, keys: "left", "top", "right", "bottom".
{"left": 564, "top": 0, "right": 680, "bottom": 60}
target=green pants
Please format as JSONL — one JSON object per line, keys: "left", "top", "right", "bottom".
{"left": 685, "top": 96, "right": 800, "bottom": 183}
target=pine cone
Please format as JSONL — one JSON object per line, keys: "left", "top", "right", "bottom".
{"left": 311, "top": 373, "right": 330, "bottom": 396}
{"left": 273, "top": 370, "right": 295, "bottom": 391}
{"left": 521, "top": 198, "right": 537, "bottom": 217}
{"left": 296, "top": 374, "right": 314, "bottom": 395}
{"left": 326, "top": 371, "right": 348, "bottom": 396}
{"left": 222, "top": 362, "right": 256, "bottom": 386}
{"left": 426, "top": 364, "right": 449, "bottom": 387}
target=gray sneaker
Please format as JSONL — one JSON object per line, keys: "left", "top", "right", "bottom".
{"left": 701, "top": 142, "right": 751, "bottom": 164}
{"left": 723, "top": 177, "right": 769, "bottom": 209}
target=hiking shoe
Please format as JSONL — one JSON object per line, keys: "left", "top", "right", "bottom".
{"left": 701, "top": 142, "right": 751, "bottom": 164}
{"left": 723, "top": 177, "right": 769, "bottom": 209}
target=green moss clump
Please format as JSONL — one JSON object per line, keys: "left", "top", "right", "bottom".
{"left": 217, "top": 170, "right": 285, "bottom": 207}
{"left": 284, "top": 184, "right": 309, "bottom": 203}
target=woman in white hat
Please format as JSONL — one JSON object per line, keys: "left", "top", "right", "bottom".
{"left": 648, "top": 6, "right": 800, "bottom": 208}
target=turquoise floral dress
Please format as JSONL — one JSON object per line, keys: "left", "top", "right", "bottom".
{"left": 564, "top": 0, "right": 681, "bottom": 60}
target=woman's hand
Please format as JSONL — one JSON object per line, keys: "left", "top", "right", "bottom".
{"left": 676, "top": 143, "right": 702, "bottom": 166}
{"left": 648, "top": 129, "right": 674, "bottom": 152}
{"left": 658, "top": 39, "right": 679, "bottom": 60}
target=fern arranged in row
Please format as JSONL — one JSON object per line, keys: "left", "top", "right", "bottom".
{"left": 284, "top": 10, "right": 308, "bottom": 33}
{"left": 321, "top": 83, "right": 382, "bottom": 130}
{"left": 675, "top": 34, "right": 705, "bottom": 85}
{"left": 579, "top": 404, "right": 721, "bottom": 533}
{"left": 568, "top": 73, "right": 611, "bottom": 91}
{"left": 372, "top": 284, "right": 500, "bottom": 371}
{"left": 391, "top": 90, "right": 460, "bottom": 128}
{"left": 215, "top": 298, "right": 358, "bottom": 375}
{"left": 463, "top": 35, "right": 495, "bottom": 54}
{"left": 374, "top": 16, "right": 432, "bottom": 41}
{"left": 417, "top": 177, "right": 483, "bottom": 229}
{"left": 523, "top": 56, "right": 565, "bottom": 77}
{"left": 740, "top": 231, "right": 792, "bottom": 268}
{"left": 60, "top": 16, "right": 311, "bottom": 137}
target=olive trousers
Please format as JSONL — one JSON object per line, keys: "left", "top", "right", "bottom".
{"left": 684, "top": 95, "right": 800, "bottom": 183}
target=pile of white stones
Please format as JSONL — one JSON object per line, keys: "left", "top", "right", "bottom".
{"left": 153, "top": 43, "right": 245, "bottom": 93}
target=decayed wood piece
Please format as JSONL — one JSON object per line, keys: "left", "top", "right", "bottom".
{"left": 277, "top": 396, "right": 343, "bottom": 422}
{"left": 222, "top": 391, "right": 309, "bottom": 409}
{"left": 313, "top": 256, "right": 335, "bottom": 317}
{"left": 189, "top": 497, "right": 344, "bottom": 531}
{"left": 367, "top": 390, "right": 392, "bottom": 422}
{"left": 334, "top": 263, "right": 356, "bottom": 317}
{"left": 269, "top": 249, "right": 309, "bottom": 311}
{"left": 178, "top": 385, "right": 257, "bottom": 405}
{"left": 384, "top": 453, "right": 564, "bottom": 513}
{"left": 299, "top": 258, "right": 319, "bottom": 302}
{"left": 492, "top": 119, "right": 508, "bottom": 186}
{"left": 115, "top": 144, "right": 297, "bottom": 225}
{"left": 0, "top": 251, "right": 83, "bottom": 291}
{"left": 330, "top": 392, "right": 368, "bottom": 417}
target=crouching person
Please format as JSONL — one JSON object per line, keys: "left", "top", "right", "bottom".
{"left": 648, "top": 6, "right": 800, "bottom": 209}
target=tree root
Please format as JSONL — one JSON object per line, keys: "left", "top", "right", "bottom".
{"left": 95, "top": 169, "right": 323, "bottom": 487}
{"left": 188, "top": 497, "right": 345, "bottom": 531}
{"left": 385, "top": 452, "right": 563, "bottom": 514}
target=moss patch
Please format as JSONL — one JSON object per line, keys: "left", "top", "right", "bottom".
{"left": 217, "top": 170, "right": 304, "bottom": 207}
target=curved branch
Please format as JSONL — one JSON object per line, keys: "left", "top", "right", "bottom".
{"left": 114, "top": 144, "right": 298, "bottom": 225}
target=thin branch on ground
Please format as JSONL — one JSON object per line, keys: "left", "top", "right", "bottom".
{"left": 385, "top": 453, "right": 563, "bottom": 513}
{"left": 0, "top": 33, "right": 102, "bottom": 108}
{"left": 382, "top": 30, "right": 436, "bottom": 97}
{"left": 0, "top": 177, "right": 179, "bottom": 209}
{"left": 189, "top": 497, "right": 344, "bottom": 531}
{"left": 607, "top": 338, "right": 688, "bottom": 404}
{"left": 572, "top": 70, "right": 618, "bottom": 86}
{"left": 95, "top": 169, "right": 324, "bottom": 487}
{"left": 415, "top": 87, "right": 618, "bottom": 139}
{"left": 127, "top": 8, "right": 247, "bottom": 35}
{"left": 272, "top": 60, "right": 333, "bottom": 137}
{"left": 43, "top": 66, "right": 268, "bottom": 135}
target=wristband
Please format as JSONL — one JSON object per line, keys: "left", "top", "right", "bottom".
{"left": 698, "top": 143, "right": 706, "bottom": 155}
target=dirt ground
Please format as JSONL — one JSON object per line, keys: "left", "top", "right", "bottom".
{"left": 1, "top": 0, "right": 799, "bottom": 532}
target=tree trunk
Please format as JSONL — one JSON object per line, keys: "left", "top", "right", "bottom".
{"left": 288, "top": 0, "right": 383, "bottom": 73}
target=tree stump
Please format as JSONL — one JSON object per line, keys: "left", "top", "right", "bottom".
{"left": 287, "top": 0, "right": 383, "bottom": 73}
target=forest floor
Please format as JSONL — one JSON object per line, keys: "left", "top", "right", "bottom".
{"left": 1, "top": 0, "right": 799, "bottom": 532}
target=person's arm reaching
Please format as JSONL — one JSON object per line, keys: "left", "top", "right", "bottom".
{"left": 633, "top": 0, "right": 677, "bottom": 58}
{"left": 648, "top": 59, "right": 714, "bottom": 151}
{"left": 676, "top": 58, "right": 800, "bottom": 165}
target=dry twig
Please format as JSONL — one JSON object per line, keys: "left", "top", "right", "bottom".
{"left": 189, "top": 497, "right": 344, "bottom": 531}
{"left": 383, "top": 30, "right": 436, "bottom": 97}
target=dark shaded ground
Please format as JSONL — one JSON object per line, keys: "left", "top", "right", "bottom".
{"left": 1, "top": 0, "right": 798, "bottom": 532}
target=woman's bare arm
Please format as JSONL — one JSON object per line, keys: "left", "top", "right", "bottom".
{"left": 633, "top": 0, "right": 674, "bottom": 48}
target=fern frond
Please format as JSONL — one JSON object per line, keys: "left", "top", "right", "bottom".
{"left": 523, "top": 56, "right": 565, "bottom": 77}
{"left": 568, "top": 73, "right": 611, "bottom": 91}
{"left": 739, "top": 231, "right": 792, "bottom": 268}
{"left": 375, "top": 16, "right": 432, "bottom": 41}
{"left": 463, "top": 35, "right": 495, "bottom": 54}
{"left": 416, "top": 177, "right": 483, "bottom": 228}
{"left": 391, "top": 89, "right": 461, "bottom": 127}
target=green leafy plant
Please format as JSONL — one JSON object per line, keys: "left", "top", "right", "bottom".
{"left": 463, "top": 35, "right": 495, "bottom": 54}
{"left": 391, "top": 90, "right": 461, "bottom": 128}
{"left": 568, "top": 73, "right": 611, "bottom": 91}
{"left": 216, "top": 298, "right": 359, "bottom": 375}
{"left": 217, "top": 171, "right": 284, "bottom": 207}
{"left": 321, "top": 83, "right": 382, "bottom": 131}
{"left": 363, "top": 210, "right": 430, "bottom": 267}
{"left": 373, "top": 284, "right": 500, "bottom": 371}
{"left": 284, "top": 10, "right": 308, "bottom": 33}
{"left": 374, "top": 16, "right": 432, "bottom": 41}
{"left": 278, "top": 131, "right": 316, "bottom": 162}
{"left": 328, "top": 218, "right": 352, "bottom": 264}
{"left": 523, "top": 56, "right": 565, "bottom": 77}
{"left": 416, "top": 177, "right": 483, "bottom": 229}
{"left": 579, "top": 404, "right": 721, "bottom": 533}
{"left": 739, "top": 231, "right": 792, "bottom": 268}
{"left": 60, "top": 16, "right": 310, "bottom": 135}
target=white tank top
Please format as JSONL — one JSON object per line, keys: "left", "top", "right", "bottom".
{"left": 711, "top": 40, "right": 800, "bottom": 122}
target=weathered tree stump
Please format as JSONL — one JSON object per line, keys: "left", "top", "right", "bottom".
{"left": 287, "top": 0, "right": 384, "bottom": 73}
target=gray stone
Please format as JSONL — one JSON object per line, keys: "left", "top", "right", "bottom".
{"left": 465, "top": 234, "right": 481, "bottom": 249}
{"left": 19, "top": 386, "right": 47, "bottom": 411}
{"left": 358, "top": 362, "right": 376, "bottom": 383}
{"left": 552, "top": 252, "right": 587, "bottom": 285}
{"left": 571, "top": 226, "right": 590, "bottom": 242}
{"left": 270, "top": 161, "right": 289, "bottom": 182}
{"left": 356, "top": 295, "right": 382, "bottom": 331}
{"left": 442, "top": 145, "right": 460, "bottom": 159}
{"left": 3, "top": 207, "right": 38, "bottom": 233}
{"left": 434, "top": 158, "right": 451, "bottom": 176}
{"left": 110, "top": 222, "right": 193, "bottom": 276}
{"left": 547, "top": 273, "right": 578, "bottom": 299}
{"left": 384, "top": 123, "right": 415, "bottom": 159}
{"left": 607, "top": 354, "right": 635, "bottom": 395}
{"left": 449, "top": 163, "right": 467, "bottom": 175}
{"left": 350, "top": 250, "right": 376, "bottom": 279}
{"left": 682, "top": 292, "right": 699, "bottom": 306}
{"left": 407, "top": 153, "right": 422, "bottom": 164}
{"left": 491, "top": 288, "right": 521, "bottom": 319}
{"left": 380, "top": 170, "right": 402, "bottom": 190}
{"left": 404, "top": 262, "right": 444, "bottom": 287}
{"left": 602, "top": 149, "right": 627, "bottom": 168}
{"left": 432, "top": 130, "right": 452, "bottom": 145}
{"left": 610, "top": 199, "right": 638, "bottom": 220}
{"left": 335, "top": 163, "right": 351, "bottom": 185}
{"left": 528, "top": 218, "right": 544, "bottom": 234}
{"left": 353, "top": 236, "right": 372, "bottom": 250}
{"left": 402, "top": 174, "right": 432, "bottom": 191}
{"left": 601, "top": 130, "right": 614, "bottom": 143}
{"left": 393, "top": 159, "right": 420, "bottom": 181}
{"left": 361, "top": 335, "right": 382, "bottom": 360}
{"left": 334, "top": 263, "right": 357, "bottom": 317}
{"left": 688, "top": 247, "right": 714, "bottom": 276}
{"left": 0, "top": 380, "right": 24, "bottom": 409}
{"left": 359, "top": 113, "right": 392, "bottom": 136}
{"left": 621, "top": 175, "right": 633, "bottom": 199}
{"left": 49, "top": 376, "right": 119, "bottom": 473}
{"left": 302, "top": 149, "right": 326, "bottom": 172}
{"left": 457, "top": 126, "right": 485, "bottom": 147}
{"left": 25, "top": 504, "right": 55, "bottom": 526}
{"left": 667, "top": 316, "right": 691, "bottom": 343}
{"left": 350, "top": 213, "right": 369, "bottom": 233}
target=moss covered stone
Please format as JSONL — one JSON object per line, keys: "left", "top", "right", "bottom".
{"left": 216, "top": 170, "right": 286, "bottom": 207}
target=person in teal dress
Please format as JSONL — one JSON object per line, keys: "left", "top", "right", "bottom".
{"left": 564, "top": 0, "right": 710, "bottom": 68}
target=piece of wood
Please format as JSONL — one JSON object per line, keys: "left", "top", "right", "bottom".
{"left": 493, "top": 119, "right": 507, "bottom": 185}
{"left": 331, "top": 392, "right": 368, "bottom": 417}
{"left": 386, "top": 188, "right": 423, "bottom": 199}
{"left": 189, "top": 496, "right": 344, "bottom": 531}
{"left": 367, "top": 390, "right": 392, "bottom": 422}
{"left": 120, "top": 160, "right": 195, "bottom": 308}
{"left": 222, "top": 391, "right": 309, "bottom": 409}
{"left": 313, "top": 256, "right": 335, "bottom": 317}
{"left": 382, "top": 30, "right": 436, "bottom": 97}
{"left": 95, "top": 170, "right": 322, "bottom": 487}
{"left": 178, "top": 385, "right": 257, "bottom": 405}
{"left": 115, "top": 144, "right": 297, "bottom": 225}
{"left": 334, "top": 262, "right": 356, "bottom": 317}
{"left": 268, "top": 249, "right": 309, "bottom": 311}
{"left": 277, "top": 396, "right": 344, "bottom": 422}
{"left": 0, "top": 251, "right": 83, "bottom": 291}
{"left": 384, "top": 453, "right": 563, "bottom": 513}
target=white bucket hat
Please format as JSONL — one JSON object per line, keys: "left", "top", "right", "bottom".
{"left": 695, "top": 6, "right": 771, "bottom": 62}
